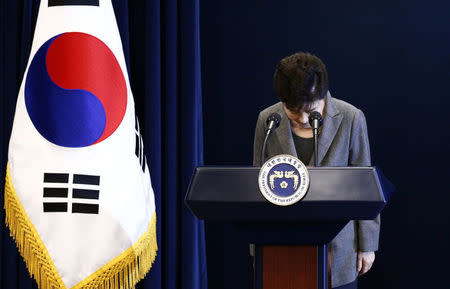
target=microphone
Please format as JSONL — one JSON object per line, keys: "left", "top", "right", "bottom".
{"left": 308, "top": 111, "right": 323, "bottom": 167}
{"left": 261, "top": 113, "right": 281, "bottom": 165}
{"left": 308, "top": 111, "right": 323, "bottom": 131}
{"left": 266, "top": 113, "right": 281, "bottom": 136}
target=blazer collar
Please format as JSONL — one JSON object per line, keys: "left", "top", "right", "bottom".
{"left": 274, "top": 91, "right": 343, "bottom": 166}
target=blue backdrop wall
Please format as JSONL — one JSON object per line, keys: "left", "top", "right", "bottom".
{"left": 201, "top": 0, "right": 450, "bottom": 288}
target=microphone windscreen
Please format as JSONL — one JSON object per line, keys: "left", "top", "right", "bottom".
{"left": 266, "top": 113, "right": 281, "bottom": 128}
{"left": 308, "top": 111, "right": 323, "bottom": 127}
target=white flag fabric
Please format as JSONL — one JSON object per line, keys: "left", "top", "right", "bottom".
{"left": 4, "top": 1, "right": 157, "bottom": 288}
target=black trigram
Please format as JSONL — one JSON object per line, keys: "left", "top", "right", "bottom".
{"left": 49, "top": 0, "right": 99, "bottom": 7}
{"left": 135, "top": 116, "right": 146, "bottom": 172}
{"left": 43, "top": 173, "right": 100, "bottom": 214}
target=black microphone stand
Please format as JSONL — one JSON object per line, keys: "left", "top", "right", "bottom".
{"left": 313, "top": 126, "right": 319, "bottom": 167}
{"left": 261, "top": 113, "right": 281, "bottom": 165}
{"left": 261, "top": 132, "right": 270, "bottom": 165}
{"left": 309, "top": 112, "right": 323, "bottom": 167}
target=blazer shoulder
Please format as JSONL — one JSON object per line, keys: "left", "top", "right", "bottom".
{"left": 258, "top": 102, "right": 284, "bottom": 118}
{"left": 257, "top": 102, "right": 285, "bottom": 125}
{"left": 330, "top": 97, "right": 365, "bottom": 120}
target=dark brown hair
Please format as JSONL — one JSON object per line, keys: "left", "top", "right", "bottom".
{"left": 273, "top": 52, "right": 328, "bottom": 112}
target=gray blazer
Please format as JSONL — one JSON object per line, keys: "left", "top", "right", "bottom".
{"left": 253, "top": 92, "right": 380, "bottom": 288}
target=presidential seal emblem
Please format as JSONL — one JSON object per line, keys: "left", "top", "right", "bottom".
{"left": 258, "top": 154, "right": 310, "bottom": 206}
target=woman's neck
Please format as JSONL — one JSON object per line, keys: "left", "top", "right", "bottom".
{"left": 290, "top": 123, "right": 313, "bottom": 138}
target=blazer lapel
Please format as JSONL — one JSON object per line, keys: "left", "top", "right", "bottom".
{"left": 316, "top": 92, "right": 343, "bottom": 165}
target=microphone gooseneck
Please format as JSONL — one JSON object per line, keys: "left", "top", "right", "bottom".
{"left": 261, "top": 113, "right": 281, "bottom": 165}
{"left": 308, "top": 111, "right": 323, "bottom": 167}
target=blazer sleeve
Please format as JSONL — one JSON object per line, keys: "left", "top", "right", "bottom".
{"left": 253, "top": 112, "right": 266, "bottom": 167}
{"left": 350, "top": 110, "right": 381, "bottom": 252}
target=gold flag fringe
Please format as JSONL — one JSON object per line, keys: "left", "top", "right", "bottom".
{"left": 4, "top": 164, "right": 158, "bottom": 289}
{"left": 4, "top": 165, "right": 65, "bottom": 289}
{"left": 72, "top": 213, "right": 157, "bottom": 289}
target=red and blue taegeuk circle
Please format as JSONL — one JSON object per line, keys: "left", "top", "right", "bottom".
{"left": 25, "top": 32, "right": 127, "bottom": 147}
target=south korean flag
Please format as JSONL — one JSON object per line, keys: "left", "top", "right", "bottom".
{"left": 4, "top": 1, "right": 157, "bottom": 288}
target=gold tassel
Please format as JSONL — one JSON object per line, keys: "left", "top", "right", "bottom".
{"left": 4, "top": 164, "right": 158, "bottom": 289}
{"left": 4, "top": 165, "right": 65, "bottom": 289}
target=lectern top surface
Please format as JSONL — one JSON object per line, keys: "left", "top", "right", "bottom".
{"left": 188, "top": 166, "right": 384, "bottom": 202}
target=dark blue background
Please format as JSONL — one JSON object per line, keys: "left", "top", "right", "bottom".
{"left": 201, "top": 0, "right": 450, "bottom": 288}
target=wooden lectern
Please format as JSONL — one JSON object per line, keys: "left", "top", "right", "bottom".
{"left": 185, "top": 167, "right": 388, "bottom": 289}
